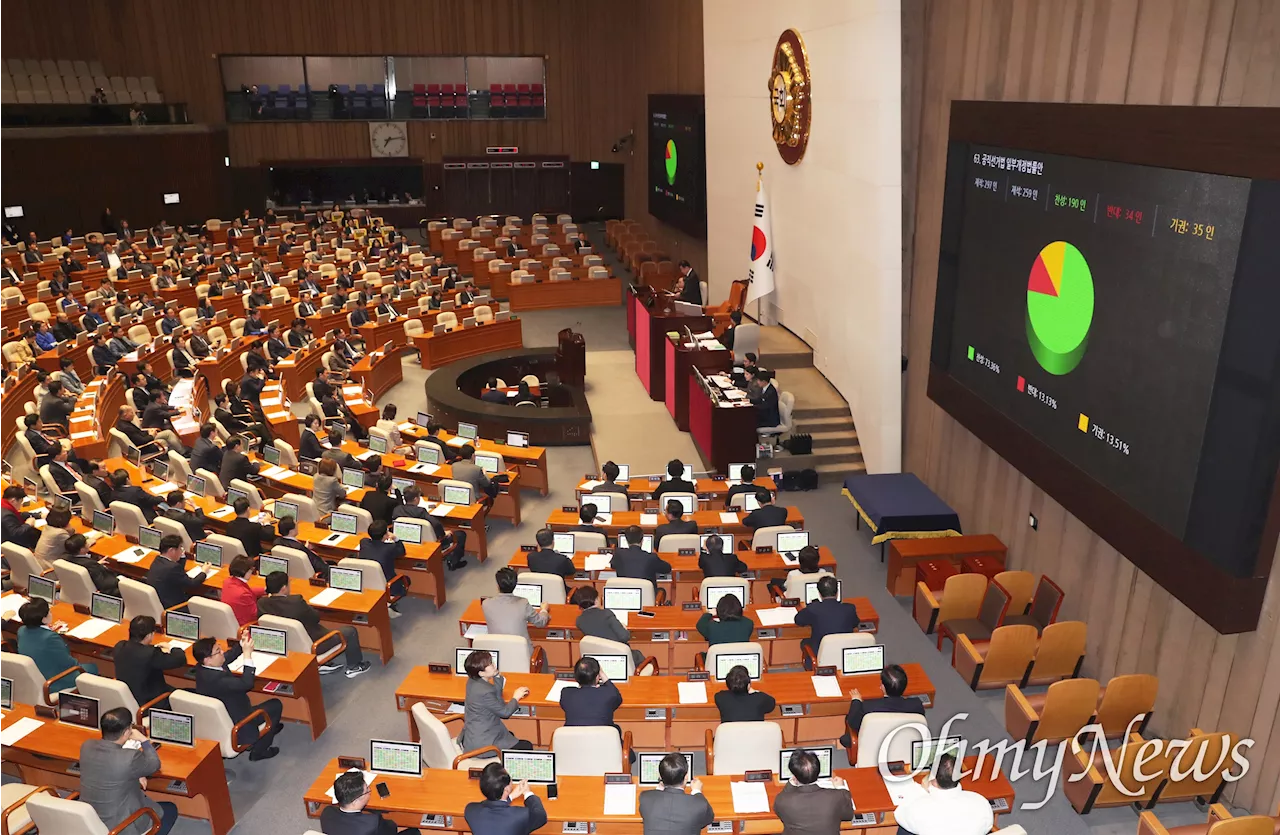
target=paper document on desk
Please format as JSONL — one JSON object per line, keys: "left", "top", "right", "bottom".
{"left": 308, "top": 588, "right": 346, "bottom": 607}
{"left": 207, "top": 505, "right": 236, "bottom": 519}
{"left": 267, "top": 411, "right": 291, "bottom": 421}
{"left": 584, "top": 553, "right": 613, "bottom": 572}
{"left": 147, "top": 481, "right": 180, "bottom": 496}
{"left": 580, "top": 480, "right": 602, "bottom": 490}
{"left": 613, "top": 610, "right": 629, "bottom": 627}
{"left": 464, "top": 623, "right": 488, "bottom": 639}
{"left": 446, "top": 437, "right": 468, "bottom": 447}
{"left": 431, "top": 503, "right": 458, "bottom": 517}
{"left": 603, "top": 783, "right": 637, "bottom": 816}
{"left": 188, "top": 565, "right": 218, "bottom": 579}
{"left": 756, "top": 607, "right": 797, "bottom": 627}
{"left": 694, "top": 331, "right": 715, "bottom": 339}
{"left": 67, "top": 618, "right": 117, "bottom": 640}
{"left": 888, "top": 780, "right": 927, "bottom": 807}
{"left": 161, "top": 639, "right": 192, "bottom": 652}
{"left": 722, "top": 389, "right": 748, "bottom": 400}
{"left": 260, "top": 398, "right": 282, "bottom": 407}
{"left": 342, "top": 386, "right": 363, "bottom": 396}
{"left": 698, "top": 340, "right": 726, "bottom": 350}
{"left": 710, "top": 375, "right": 735, "bottom": 389}
{"left": 640, "top": 513, "right": 659, "bottom": 527}
{"left": 397, "top": 422, "right": 416, "bottom": 432}
{"left": 811, "top": 675, "right": 843, "bottom": 699}
{"left": 446, "top": 702, "right": 466, "bottom": 714}
{"left": 71, "top": 431, "right": 97, "bottom": 440}
{"left": 719, "top": 512, "right": 740, "bottom": 525}
{"left": 0, "top": 717, "right": 45, "bottom": 747}
{"left": 544, "top": 680, "right": 578, "bottom": 702}
{"left": 677, "top": 682, "right": 708, "bottom": 704}
{"left": 260, "top": 465, "right": 287, "bottom": 479}
{"left": 0, "top": 594, "right": 30, "bottom": 621}
{"left": 409, "top": 463, "right": 440, "bottom": 475}
{"left": 112, "top": 546, "right": 152, "bottom": 564}
{"left": 229, "top": 652, "right": 278, "bottom": 675}
{"left": 730, "top": 781, "right": 771, "bottom": 814}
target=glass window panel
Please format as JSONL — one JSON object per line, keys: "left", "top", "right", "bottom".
{"left": 220, "top": 57, "right": 307, "bottom": 122}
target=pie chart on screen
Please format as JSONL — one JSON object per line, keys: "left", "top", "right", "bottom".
{"left": 665, "top": 139, "right": 678, "bottom": 185}
{"left": 1026, "top": 241, "right": 1094, "bottom": 375}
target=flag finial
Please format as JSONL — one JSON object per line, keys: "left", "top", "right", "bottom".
{"left": 756, "top": 161, "right": 764, "bottom": 174}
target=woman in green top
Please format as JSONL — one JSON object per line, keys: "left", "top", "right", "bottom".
{"left": 696, "top": 593, "right": 755, "bottom": 645}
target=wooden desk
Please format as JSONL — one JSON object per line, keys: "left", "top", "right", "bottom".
{"left": 275, "top": 339, "right": 329, "bottom": 401}
{"left": 456, "top": 598, "right": 878, "bottom": 673}
{"left": 632, "top": 288, "right": 711, "bottom": 402}
{"left": 574, "top": 477, "right": 776, "bottom": 503}
{"left": 885, "top": 535, "right": 1007, "bottom": 597}
{"left": 0, "top": 370, "right": 38, "bottom": 461}
{"left": 543, "top": 507, "right": 804, "bottom": 537}
{"left": 395, "top": 665, "right": 933, "bottom": 749}
{"left": 397, "top": 422, "right": 550, "bottom": 495}
{"left": 349, "top": 345, "right": 404, "bottom": 403}
{"left": 915, "top": 559, "right": 959, "bottom": 592}
{"left": 690, "top": 373, "right": 759, "bottom": 476}
{"left": 666, "top": 335, "right": 734, "bottom": 432}
{"left": 356, "top": 316, "right": 413, "bottom": 353}
{"left": 506, "top": 277, "right": 622, "bottom": 311}
{"left": 412, "top": 318, "right": 524, "bottom": 369}
{"left": 36, "top": 338, "right": 95, "bottom": 381}
{"left": 1, "top": 704, "right": 237, "bottom": 835}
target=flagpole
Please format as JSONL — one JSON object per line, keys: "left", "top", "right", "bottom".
{"left": 755, "top": 161, "right": 763, "bottom": 326}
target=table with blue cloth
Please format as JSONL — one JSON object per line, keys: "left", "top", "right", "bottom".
{"left": 842, "top": 473, "right": 962, "bottom": 560}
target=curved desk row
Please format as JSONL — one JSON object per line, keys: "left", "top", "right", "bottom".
{"left": 502, "top": 276, "right": 622, "bottom": 311}
{"left": 543, "top": 507, "right": 805, "bottom": 536}
{"left": 410, "top": 316, "right": 524, "bottom": 369}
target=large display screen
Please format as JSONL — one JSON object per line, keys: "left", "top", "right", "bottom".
{"left": 648, "top": 94, "right": 706, "bottom": 237}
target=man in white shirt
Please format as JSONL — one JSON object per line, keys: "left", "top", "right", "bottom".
{"left": 893, "top": 753, "right": 994, "bottom": 835}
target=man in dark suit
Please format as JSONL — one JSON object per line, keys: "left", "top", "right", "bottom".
{"left": 755, "top": 369, "right": 781, "bottom": 428}
{"left": 82, "top": 460, "right": 114, "bottom": 507}
{"left": 464, "top": 763, "right": 548, "bottom": 835}
{"left": 145, "top": 534, "right": 211, "bottom": 608}
{"left": 743, "top": 488, "right": 788, "bottom": 530}
{"left": 652, "top": 459, "right": 696, "bottom": 500}
{"left": 218, "top": 254, "right": 238, "bottom": 280}
{"left": 162, "top": 491, "right": 208, "bottom": 542}
{"left": 22, "top": 414, "right": 62, "bottom": 469}
{"left": 45, "top": 446, "right": 82, "bottom": 493}
{"left": 259, "top": 571, "right": 369, "bottom": 677}
{"left": 141, "top": 389, "right": 190, "bottom": 455}
{"left": 558, "top": 656, "right": 625, "bottom": 743}
{"left": 358, "top": 520, "right": 408, "bottom": 603}
{"left": 191, "top": 424, "right": 223, "bottom": 475}
{"left": 219, "top": 436, "right": 260, "bottom": 489}
{"left": 725, "top": 464, "right": 761, "bottom": 508}
{"left": 591, "top": 461, "right": 630, "bottom": 497}
{"left": 112, "top": 615, "right": 187, "bottom": 711}
{"left": 774, "top": 749, "right": 854, "bottom": 833}
{"left": 193, "top": 635, "right": 284, "bottom": 761}
{"left": 698, "top": 534, "right": 748, "bottom": 578}
{"left": 638, "top": 753, "right": 714, "bottom": 835}
{"left": 481, "top": 378, "right": 507, "bottom": 404}
{"left": 109, "top": 468, "right": 165, "bottom": 522}
{"left": 39, "top": 380, "right": 76, "bottom": 430}
{"left": 417, "top": 424, "right": 460, "bottom": 462}
{"left": 375, "top": 293, "right": 398, "bottom": 320}
{"left": 274, "top": 515, "right": 328, "bottom": 576}
{"left": 677, "top": 261, "right": 702, "bottom": 305}
{"left": 265, "top": 324, "right": 291, "bottom": 362}
{"left": 838, "top": 664, "right": 926, "bottom": 748}
{"left": 721, "top": 309, "right": 743, "bottom": 353}
{"left": 359, "top": 473, "right": 402, "bottom": 524}
{"left": 574, "top": 505, "right": 606, "bottom": 535}
{"left": 456, "top": 286, "right": 475, "bottom": 307}
{"left": 320, "top": 770, "right": 417, "bottom": 835}
{"left": 226, "top": 497, "right": 269, "bottom": 557}
{"left": 505, "top": 241, "right": 518, "bottom": 257}
{"left": 654, "top": 500, "right": 697, "bottom": 549}
{"left": 349, "top": 299, "right": 371, "bottom": 328}
{"left": 793, "top": 575, "right": 858, "bottom": 666}
{"left": 609, "top": 525, "right": 672, "bottom": 586}
{"left": 527, "top": 528, "right": 575, "bottom": 583}
{"left": 114, "top": 406, "right": 166, "bottom": 458}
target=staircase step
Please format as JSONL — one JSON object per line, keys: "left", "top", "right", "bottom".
{"left": 792, "top": 404, "right": 854, "bottom": 420}
{"left": 808, "top": 430, "right": 859, "bottom": 449}
{"left": 757, "top": 444, "right": 865, "bottom": 468}
{"left": 800, "top": 414, "right": 857, "bottom": 430}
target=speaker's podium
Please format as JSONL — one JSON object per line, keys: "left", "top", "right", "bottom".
{"left": 690, "top": 368, "right": 759, "bottom": 474}
{"left": 665, "top": 333, "right": 733, "bottom": 431}
{"left": 629, "top": 286, "right": 711, "bottom": 401}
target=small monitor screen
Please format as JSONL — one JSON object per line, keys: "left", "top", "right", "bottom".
{"left": 138, "top": 526, "right": 162, "bottom": 551}
{"left": 579, "top": 495, "right": 608, "bottom": 518}
{"left": 391, "top": 477, "right": 414, "bottom": 492}
{"left": 166, "top": 611, "right": 200, "bottom": 641}
{"left": 92, "top": 509, "right": 115, "bottom": 535}
{"left": 455, "top": 647, "right": 498, "bottom": 674}
{"left": 506, "top": 431, "right": 529, "bottom": 448}
{"left": 666, "top": 494, "right": 694, "bottom": 515}
{"left": 226, "top": 487, "right": 249, "bottom": 507}
{"left": 368, "top": 435, "right": 388, "bottom": 454}
{"left": 262, "top": 445, "right": 281, "bottom": 465}
{"left": 194, "top": 541, "right": 223, "bottom": 567}
{"left": 258, "top": 555, "right": 289, "bottom": 579}
{"left": 370, "top": 740, "right": 423, "bottom": 776}
{"left": 456, "top": 422, "right": 478, "bottom": 440}
{"left": 90, "top": 593, "right": 124, "bottom": 623}
{"left": 417, "top": 445, "right": 441, "bottom": 465}
{"left": 329, "top": 566, "right": 363, "bottom": 592}
{"left": 742, "top": 493, "right": 761, "bottom": 511}
{"left": 552, "top": 532, "right": 576, "bottom": 555}
{"left": 149, "top": 458, "right": 169, "bottom": 480}
{"left": 512, "top": 583, "right": 543, "bottom": 607}
{"left": 163, "top": 192, "right": 180, "bottom": 205}
{"left": 392, "top": 520, "right": 423, "bottom": 545}
{"left": 274, "top": 501, "right": 299, "bottom": 522}
{"left": 0, "top": 678, "right": 11, "bottom": 710}
{"left": 842, "top": 645, "right": 886, "bottom": 676}
{"left": 416, "top": 411, "right": 432, "bottom": 427}
{"left": 727, "top": 464, "right": 749, "bottom": 481}
{"left": 585, "top": 653, "right": 629, "bottom": 682}
{"left": 779, "top": 747, "right": 833, "bottom": 780}
{"left": 706, "top": 585, "right": 745, "bottom": 610}
{"left": 714, "top": 652, "right": 761, "bottom": 681}
{"left": 614, "top": 464, "right": 630, "bottom": 481}
{"left": 912, "top": 737, "right": 964, "bottom": 772}
{"left": 149, "top": 709, "right": 194, "bottom": 746}
{"left": 805, "top": 579, "right": 841, "bottom": 604}
{"left": 187, "top": 475, "right": 206, "bottom": 496}
{"left": 603, "top": 586, "right": 643, "bottom": 612}
{"left": 638, "top": 752, "right": 693, "bottom": 785}
{"left": 249, "top": 626, "right": 287, "bottom": 656}
{"left": 330, "top": 512, "right": 358, "bottom": 535}
{"left": 442, "top": 485, "right": 471, "bottom": 506}
{"left": 775, "top": 530, "right": 809, "bottom": 555}
{"left": 58, "top": 693, "right": 100, "bottom": 729}
{"left": 3, "top": 206, "right": 23, "bottom": 218}
{"left": 473, "top": 453, "right": 500, "bottom": 475}
{"left": 341, "top": 467, "right": 366, "bottom": 489}
{"left": 27, "top": 575, "right": 56, "bottom": 603}
{"left": 617, "top": 533, "right": 654, "bottom": 552}
{"left": 502, "top": 750, "right": 556, "bottom": 784}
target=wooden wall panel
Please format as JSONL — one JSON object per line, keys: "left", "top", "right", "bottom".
{"left": 901, "top": 0, "right": 1280, "bottom": 814}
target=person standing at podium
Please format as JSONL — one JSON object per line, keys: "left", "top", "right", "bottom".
{"left": 676, "top": 261, "right": 702, "bottom": 305}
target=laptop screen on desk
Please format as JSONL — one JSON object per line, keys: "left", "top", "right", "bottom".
{"left": 506, "top": 431, "right": 529, "bottom": 448}
{"left": 0, "top": 678, "right": 11, "bottom": 710}
{"left": 249, "top": 625, "right": 287, "bottom": 656}
{"left": 666, "top": 494, "right": 694, "bottom": 515}
{"left": 194, "top": 541, "right": 223, "bottom": 567}
{"left": 58, "top": 693, "right": 99, "bottom": 729}
{"left": 804, "top": 579, "right": 841, "bottom": 603}
{"left": 90, "top": 593, "right": 124, "bottom": 623}
{"left": 274, "top": 501, "right": 299, "bottom": 522}
{"left": 417, "top": 445, "right": 441, "bottom": 465}
{"left": 714, "top": 652, "right": 761, "bottom": 681}
{"left": 27, "top": 575, "right": 56, "bottom": 603}
{"left": 705, "top": 585, "right": 745, "bottom": 610}
{"left": 502, "top": 750, "right": 556, "bottom": 784}
{"left": 912, "top": 737, "right": 963, "bottom": 772}
{"left": 442, "top": 485, "right": 471, "bottom": 506}
{"left": 775, "top": 530, "right": 809, "bottom": 556}
{"left": 416, "top": 411, "right": 432, "bottom": 427}
{"left": 455, "top": 647, "right": 498, "bottom": 675}
{"left": 370, "top": 740, "right": 422, "bottom": 776}
{"left": 665, "top": 465, "right": 693, "bottom": 481}
{"left": 727, "top": 463, "right": 749, "bottom": 481}
{"left": 367, "top": 435, "right": 388, "bottom": 454}
{"left": 392, "top": 520, "right": 423, "bottom": 545}
{"left": 512, "top": 583, "right": 543, "bottom": 607}
{"left": 779, "top": 747, "right": 833, "bottom": 780}
{"left": 258, "top": 555, "right": 289, "bottom": 579}
{"left": 166, "top": 611, "right": 200, "bottom": 641}
{"left": 329, "top": 512, "right": 358, "bottom": 535}
{"left": 329, "top": 566, "right": 363, "bottom": 592}
{"left": 341, "top": 467, "right": 365, "bottom": 489}
{"left": 187, "top": 475, "right": 206, "bottom": 496}
{"left": 602, "top": 586, "right": 642, "bottom": 612}
{"left": 552, "top": 532, "right": 575, "bottom": 555}
{"left": 138, "top": 525, "right": 162, "bottom": 551}
{"left": 149, "top": 709, "right": 194, "bottom": 746}
{"left": 473, "top": 453, "right": 500, "bottom": 474}
{"left": 842, "top": 645, "right": 885, "bottom": 675}
{"left": 584, "top": 653, "right": 628, "bottom": 682}
{"left": 456, "top": 422, "right": 478, "bottom": 440}
{"left": 617, "top": 533, "right": 653, "bottom": 552}
{"left": 262, "top": 445, "right": 281, "bottom": 465}
{"left": 638, "top": 751, "right": 693, "bottom": 785}
{"left": 92, "top": 509, "right": 115, "bottom": 535}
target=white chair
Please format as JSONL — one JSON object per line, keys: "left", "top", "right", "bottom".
{"left": 657, "top": 492, "right": 699, "bottom": 514}
{"left": 186, "top": 598, "right": 240, "bottom": 640}
{"left": 471, "top": 634, "right": 543, "bottom": 674}
{"left": 436, "top": 311, "right": 458, "bottom": 328}
{"left": 473, "top": 305, "right": 494, "bottom": 323}
{"left": 277, "top": 493, "right": 319, "bottom": 523}
{"left": 169, "top": 689, "right": 273, "bottom": 778}
{"left": 703, "top": 641, "right": 767, "bottom": 679}
{"left": 580, "top": 635, "right": 658, "bottom": 676}
{"left": 515, "top": 572, "right": 567, "bottom": 605}
{"left": 51, "top": 559, "right": 97, "bottom": 608}
{"left": 128, "top": 324, "right": 152, "bottom": 344}
{"left": 1, "top": 543, "right": 43, "bottom": 590}
{"left": 0, "top": 782, "right": 44, "bottom": 835}
{"left": 229, "top": 478, "right": 265, "bottom": 510}
{"left": 733, "top": 324, "right": 761, "bottom": 357}
{"left": 658, "top": 533, "right": 700, "bottom": 554}
{"left": 258, "top": 613, "right": 344, "bottom": 667}
{"left": 270, "top": 545, "right": 318, "bottom": 579}
{"left": 751, "top": 525, "right": 796, "bottom": 551}
{"left": 118, "top": 577, "right": 165, "bottom": 622}
{"left": 336, "top": 503, "right": 372, "bottom": 535}
{"left": 437, "top": 479, "right": 473, "bottom": 506}
{"left": 603, "top": 577, "right": 659, "bottom": 607}
{"left": 0, "top": 652, "right": 73, "bottom": 705}
{"left": 337, "top": 557, "right": 392, "bottom": 592}
{"left": 273, "top": 439, "right": 300, "bottom": 468}
{"left": 206, "top": 532, "right": 248, "bottom": 561}
{"left": 850, "top": 712, "right": 927, "bottom": 768}
{"left": 757, "top": 391, "right": 795, "bottom": 446}
{"left": 552, "top": 726, "right": 627, "bottom": 776}
{"left": 39, "top": 464, "right": 79, "bottom": 501}
{"left": 404, "top": 318, "right": 425, "bottom": 340}
{"left": 594, "top": 491, "right": 630, "bottom": 511}
{"left": 26, "top": 791, "right": 162, "bottom": 835}
{"left": 194, "top": 468, "right": 224, "bottom": 497}
{"left": 700, "top": 577, "right": 752, "bottom": 609}
{"left": 570, "top": 531, "right": 607, "bottom": 552}
{"left": 808, "top": 632, "right": 876, "bottom": 669}
{"left": 153, "top": 516, "right": 193, "bottom": 553}
{"left": 167, "top": 450, "right": 193, "bottom": 484}
{"left": 229, "top": 318, "right": 246, "bottom": 338}
{"left": 410, "top": 702, "right": 498, "bottom": 770}
{"left": 75, "top": 673, "right": 161, "bottom": 724}
{"left": 707, "top": 721, "right": 783, "bottom": 775}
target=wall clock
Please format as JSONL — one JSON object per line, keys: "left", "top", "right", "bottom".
{"left": 768, "top": 29, "right": 811, "bottom": 165}
{"left": 369, "top": 121, "right": 408, "bottom": 157}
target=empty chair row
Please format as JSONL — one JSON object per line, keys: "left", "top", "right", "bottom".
{"left": 4, "top": 73, "right": 158, "bottom": 94}
{"left": 5, "top": 58, "right": 105, "bottom": 78}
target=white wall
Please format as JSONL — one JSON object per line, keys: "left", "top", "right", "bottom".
{"left": 703, "top": 0, "right": 902, "bottom": 473}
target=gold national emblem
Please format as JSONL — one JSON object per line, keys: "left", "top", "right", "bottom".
{"left": 769, "top": 28, "right": 810, "bottom": 165}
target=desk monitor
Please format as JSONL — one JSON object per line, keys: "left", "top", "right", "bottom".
{"left": 512, "top": 583, "right": 543, "bottom": 607}
{"left": 27, "top": 575, "right": 56, "bottom": 604}
{"left": 911, "top": 737, "right": 964, "bottom": 772}
{"left": 329, "top": 566, "right": 363, "bottom": 592}
{"left": 552, "top": 532, "right": 576, "bottom": 555}
{"left": 416, "top": 411, "right": 433, "bottom": 427}
{"left": 775, "top": 530, "right": 809, "bottom": 557}
{"left": 506, "top": 431, "right": 529, "bottom": 448}
{"left": 137, "top": 525, "right": 162, "bottom": 552}
{"left": 262, "top": 445, "right": 281, "bottom": 465}
{"left": 638, "top": 752, "right": 693, "bottom": 785}
{"left": 149, "top": 709, "right": 195, "bottom": 746}
{"left": 258, "top": 555, "right": 289, "bottom": 579}
{"left": 50, "top": 494, "right": 72, "bottom": 513}
{"left": 603, "top": 586, "right": 643, "bottom": 612}
{"left": 502, "top": 750, "right": 556, "bottom": 784}
{"left": 698, "top": 533, "right": 723, "bottom": 551}
{"left": 390, "top": 477, "right": 414, "bottom": 492}
{"left": 665, "top": 465, "right": 694, "bottom": 481}
{"left": 274, "top": 501, "right": 299, "bottom": 522}
{"left": 249, "top": 625, "right": 288, "bottom": 656}
{"left": 714, "top": 651, "right": 762, "bottom": 681}
{"left": 148, "top": 457, "right": 169, "bottom": 481}
{"left": 90, "top": 592, "right": 124, "bottom": 623}
{"left": 226, "top": 487, "right": 249, "bottom": 507}
{"left": 614, "top": 464, "right": 630, "bottom": 481}
{"left": 617, "top": 532, "right": 654, "bottom": 552}
{"left": 417, "top": 445, "right": 441, "bottom": 465}
{"left": 125, "top": 446, "right": 142, "bottom": 467}
{"left": 579, "top": 495, "right": 608, "bottom": 517}
{"left": 367, "top": 435, "right": 388, "bottom": 454}
{"left": 194, "top": 540, "right": 224, "bottom": 567}
{"left": 341, "top": 467, "right": 366, "bottom": 489}
{"left": 329, "top": 511, "right": 358, "bottom": 535}
{"left": 705, "top": 585, "right": 745, "bottom": 610}
{"left": 166, "top": 611, "right": 200, "bottom": 642}
{"left": 455, "top": 647, "right": 499, "bottom": 675}
{"left": 585, "top": 653, "right": 629, "bottom": 683}
{"left": 727, "top": 463, "right": 749, "bottom": 481}
{"left": 186, "top": 474, "right": 207, "bottom": 497}
{"left": 804, "top": 579, "right": 841, "bottom": 604}
{"left": 473, "top": 452, "right": 501, "bottom": 475}
{"left": 842, "top": 645, "right": 886, "bottom": 676}
{"left": 0, "top": 678, "right": 11, "bottom": 710}
{"left": 442, "top": 484, "right": 472, "bottom": 506}
{"left": 779, "top": 747, "right": 833, "bottom": 780}
{"left": 92, "top": 509, "right": 115, "bottom": 535}
{"left": 392, "top": 520, "right": 423, "bottom": 545}
{"left": 456, "top": 421, "right": 478, "bottom": 440}
{"left": 58, "top": 692, "right": 99, "bottom": 729}
{"left": 369, "top": 740, "right": 423, "bottom": 776}
{"left": 667, "top": 494, "right": 694, "bottom": 516}
{"left": 742, "top": 493, "right": 761, "bottom": 511}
